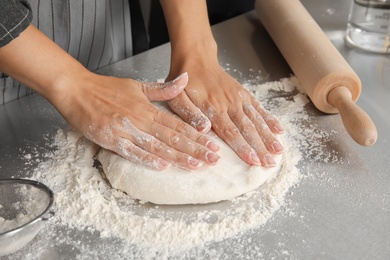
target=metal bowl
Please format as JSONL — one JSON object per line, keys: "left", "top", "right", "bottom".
{"left": 0, "top": 179, "right": 54, "bottom": 256}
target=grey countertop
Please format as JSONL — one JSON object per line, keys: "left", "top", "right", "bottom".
{"left": 1, "top": 0, "right": 390, "bottom": 259}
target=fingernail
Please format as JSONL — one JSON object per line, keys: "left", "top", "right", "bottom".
{"left": 172, "top": 72, "right": 188, "bottom": 85}
{"left": 271, "top": 141, "right": 284, "bottom": 154}
{"left": 250, "top": 152, "right": 261, "bottom": 165}
{"left": 162, "top": 72, "right": 188, "bottom": 91}
{"left": 189, "top": 157, "right": 201, "bottom": 167}
{"left": 206, "top": 140, "right": 220, "bottom": 152}
{"left": 189, "top": 111, "right": 211, "bottom": 133}
{"left": 174, "top": 72, "right": 188, "bottom": 79}
{"left": 206, "top": 152, "right": 220, "bottom": 164}
{"left": 274, "top": 123, "right": 284, "bottom": 133}
{"left": 262, "top": 154, "right": 276, "bottom": 167}
{"left": 157, "top": 159, "right": 171, "bottom": 170}
{"left": 197, "top": 120, "right": 212, "bottom": 133}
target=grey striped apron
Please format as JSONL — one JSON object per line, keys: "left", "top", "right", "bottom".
{"left": 1, "top": 0, "right": 135, "bottom": 104}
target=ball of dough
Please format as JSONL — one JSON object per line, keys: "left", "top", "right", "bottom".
{"left": 98, "top": 131, "right": 283, "bottom": 205}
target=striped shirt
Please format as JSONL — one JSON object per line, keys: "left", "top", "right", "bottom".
{"left": 0, "top": 0, "right": 136, "bottom": 104}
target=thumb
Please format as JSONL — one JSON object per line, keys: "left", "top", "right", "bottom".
{"left": 140, "top": 72, "right": 188, "bottom": 101}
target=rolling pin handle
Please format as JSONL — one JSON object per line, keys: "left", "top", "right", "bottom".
{"left": 328, "top": 86, "right": 378, "bottom": 146}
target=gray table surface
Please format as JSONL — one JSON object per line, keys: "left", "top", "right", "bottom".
{"left": 1, "top": 0, "right": 389, "bottom": 259}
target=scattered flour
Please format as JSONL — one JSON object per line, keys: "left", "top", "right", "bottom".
{"left": 5, "top": 76, "right": 339, "bottom": 259}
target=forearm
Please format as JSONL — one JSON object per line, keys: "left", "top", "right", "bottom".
{"left": 160, "top": 0, "right": 218, "bottom": 64}
{"left": 0, "top": 20, "right": 221, "bottom": 170}
{"left": 0, "top": 24, "right": 90, "bottom": 104}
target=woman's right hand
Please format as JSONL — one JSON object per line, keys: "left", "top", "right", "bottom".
{"left": 0, "top": 25, "right": 220, "bottom": 171}
{"left": 52, "top": 72, "right": 221, "bottom": 171}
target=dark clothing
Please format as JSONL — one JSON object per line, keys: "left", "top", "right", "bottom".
{"left": 0, "top": 0, "right": 33, "bottom": 48}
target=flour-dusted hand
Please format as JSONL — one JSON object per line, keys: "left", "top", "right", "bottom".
{"left": 161, "top": 0, "right": 284, "bottom": 168}
{"left": 55, "top": 72, "right": 221, "bottom": 171}
{"left": 0, "top": 25, "right": 220, "bottom": 171}
{"left": 167, "top": 64, "right": 284, "bottom": 168}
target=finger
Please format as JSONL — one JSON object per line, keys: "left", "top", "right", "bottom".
{"left": 232, "top": 108, "right": 277, "bottom": 168}
{"left": 113, "top": 138, "right": 170, "bottom": 171}
{"left": 168, "top": 92, "right": 212, "bottom": 133}
{"left": 243, "top": 103, "right": 284, "bottom": 155}
{"left": 129, "top": 131, "right": 205, "bottom": 170}
{"left": 211, "top": 113, "right": 262, "bottom": 166}
{"left": 116, "top": 117, "right": 209, "bottom": 170}
{"left": 139, "top": 72, "right": 188, "bottom": 101}
{"left": 251, "top": 98, "right": 284, "bottom": 134}
{"left": 155, "top": 109, "right": 219, "bottom": 152}
{"left": 147, "top": 121, "right": 220, "bottom": 166}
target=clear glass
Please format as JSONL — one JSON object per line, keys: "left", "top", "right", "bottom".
{"left": 345, "top": 0, "right": 390, "bottom": 53}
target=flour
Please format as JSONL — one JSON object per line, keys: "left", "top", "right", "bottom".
{"left": 0, "top": 211, "right": 32, "bottom": 234}
{"left": 0, "top": 181, "right": 53, "bottom": 256}
{"left": 6, "top": 76, "right": 336, "bottom": 259}
{"left": 0, "top": 184, "right": 48, "bottom": 234}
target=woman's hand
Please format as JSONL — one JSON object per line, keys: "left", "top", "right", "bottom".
{"left": 160, "top": 0, "right": 284, "bottom": 168}
{"left": 0, "top": 25, "right": 220, "bottom": 171}
{"left": 166, "top": 60, "right": 284, "bottom": 168}
{"left": 52, "top": 72, "right": 221, "bottom": 171}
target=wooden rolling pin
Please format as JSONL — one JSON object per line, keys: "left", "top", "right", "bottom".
{"left": 255, "top": 0, "right": 377, "bottom": 146}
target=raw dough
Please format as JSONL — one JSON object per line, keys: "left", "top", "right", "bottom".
{"left": 97, "top": 102, "right": 283, "bottom": 205}
{"left": 98, "top": 133, "right": 283, "bottom": 205}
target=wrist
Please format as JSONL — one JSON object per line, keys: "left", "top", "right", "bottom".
{"left": 48, "top": 63, "right": 93, "bottom": 107}
{"left": 169, "top": 38, "right": 219, "bottom": 76}
{"left": 171, "top": 36, "right": 218, "bottom": 60}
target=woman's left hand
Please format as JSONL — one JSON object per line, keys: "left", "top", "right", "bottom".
{"left": 166, "top": 61, "right": 284, "bottom": 168}
{"left": 160, "top": 0, "right": 284, "bottom": 167}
